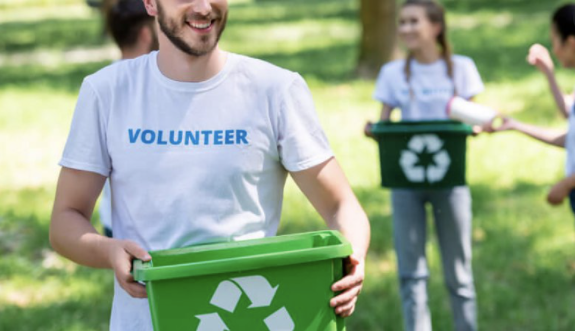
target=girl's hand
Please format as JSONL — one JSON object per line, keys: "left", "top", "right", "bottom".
{"left": 489, "top": 116, "right": 516, "bottom": 132}
{"left": 547, "top": 179, "right": 572, "bottom": 205}
{"left": 527, "top": 44, "right": 554, "bottom": 75}
{"left": 364, "top": 121, "right": 375, "bottom": 138}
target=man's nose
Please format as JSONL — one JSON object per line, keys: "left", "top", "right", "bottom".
{"left": 190, "top": 0, "right": 212, "bottom": 16}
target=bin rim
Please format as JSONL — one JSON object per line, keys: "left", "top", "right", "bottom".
{"left": 371, "top": 120, "right": 472, "bottom": 134}
{"left": 132, "top": 230, "right": 352, "bottom": 282}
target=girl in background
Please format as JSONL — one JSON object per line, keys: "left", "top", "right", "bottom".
{"left": 365, "top": 1, "right": 483, "bottom": 330}
{"left": 495, "top": 3, "right": 575, "bottom": 214}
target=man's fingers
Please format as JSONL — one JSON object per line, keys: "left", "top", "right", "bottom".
{"left": 330, "top": 284, "right": 361, "bottom": 307}
{"left": 331, "top": 273, "right": 363, "bottom": 292}
{"left": 334, "top": 296, "right": 357, "bottom": 317}
{"left": 121, "top": 280, "right": 148, "bottom": 298}
{"left": 123, "top": 240, "right": 152, "bottom": 261}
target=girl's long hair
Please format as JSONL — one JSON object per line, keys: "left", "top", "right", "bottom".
{"left": 402, "top": 0, "right": 457, "bottom": 97}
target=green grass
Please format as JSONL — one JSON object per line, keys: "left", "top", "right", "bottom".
{"left": 2, "top": 0, "right": 575, "bottom": 330}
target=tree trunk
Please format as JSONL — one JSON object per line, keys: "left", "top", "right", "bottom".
{"left": 356, "top": 0, "right": 398, "bottom": 79}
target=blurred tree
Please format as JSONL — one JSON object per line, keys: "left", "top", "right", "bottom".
{"left": 357, "top": 0, "right": 398, "bottom": 79}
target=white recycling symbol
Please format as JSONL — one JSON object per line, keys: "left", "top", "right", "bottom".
{"left": 399, "top": 134, "right": 451, "bottom": 183}
{"left": 195, "top": 275, "right": 295, "bottom": 331}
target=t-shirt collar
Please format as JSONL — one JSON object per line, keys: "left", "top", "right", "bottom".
{"left": 150, "top": 50, "right": 236, "bottom": 92}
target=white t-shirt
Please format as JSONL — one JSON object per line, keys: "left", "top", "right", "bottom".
{"left": 59, "top": 51, "right": 333, "bottom": 331}
{"left": 373, "top": 55, "right": 484, "bottom": 120}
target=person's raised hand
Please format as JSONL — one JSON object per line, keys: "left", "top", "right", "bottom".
{"left": 527, "top": 44, "right": 554, "bottom": 75}
{"left": 330, "top": 254, "right": 365, "bottom": 318}
{"left": 108, "top": 239, "right": 151, "bottom": 298}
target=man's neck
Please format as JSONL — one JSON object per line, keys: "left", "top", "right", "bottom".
{"left": 156, "top": 41, "right": 227, "bottom": 83}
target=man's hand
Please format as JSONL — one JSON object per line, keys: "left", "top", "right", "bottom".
{"left": 330, "top": 255, "right": 365, "bottom": 317}
{"left": 527, "top": 44, "right": 554, "bottom": 75}
{"left": 108, "top": 239, "right": 152, "bottom": 298}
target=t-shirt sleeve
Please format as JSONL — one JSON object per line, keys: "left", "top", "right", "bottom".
{"left": 458, "top": 57, "right": 484, "bottom": 99}
{"left": 277, "top": 74, "right": 333, "bottom": 172}
{"left": 59, "top": 79, "right": 111, "bottom": 177}
{"left": 373, "top": 64, "right": 398, "bottom": 107}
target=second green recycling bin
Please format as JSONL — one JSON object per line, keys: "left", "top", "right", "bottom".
{"left": 133, "top": 230, "right": 352, "bottom": 331}
{"left": 371, "top": 120, "right": 472, "bottom": 188}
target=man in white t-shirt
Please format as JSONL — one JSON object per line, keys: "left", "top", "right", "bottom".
{"left": 49, "top": 0, "right": 370, "bottom": 330}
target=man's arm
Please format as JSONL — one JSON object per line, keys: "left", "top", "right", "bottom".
{"left": 50, "top": 167, "right": 151, "bottom": 297}
{"left": 290, "top": 157, "right": 370, "bottom": 317}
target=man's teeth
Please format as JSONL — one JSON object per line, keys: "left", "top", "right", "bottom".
{"left": 190, "top": 22, "right": 211, "bottom": 29}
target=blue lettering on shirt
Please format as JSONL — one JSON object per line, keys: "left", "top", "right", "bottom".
{"left": 185, "top": 131, "right": 199, "bottom": 145}
{"left": 128, "top": 129, "right": 141, "bottom": 143}
{"left": 129, "top": 129, "right": 250, "bottom": 146}
{"left": 142, "top": 130, "right": 155, "bottom": 144}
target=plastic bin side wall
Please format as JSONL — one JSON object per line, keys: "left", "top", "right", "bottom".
{"left": 377, "top": 131, "right": 468, "bottom": 188}
{"left": 147, "top": 259, "right": 346, "bottom": 331}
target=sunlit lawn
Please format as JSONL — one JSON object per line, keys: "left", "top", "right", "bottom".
{"left": 1, "top": 0, "right": 575, "bottom": 330}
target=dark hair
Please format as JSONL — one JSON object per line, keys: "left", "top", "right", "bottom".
{"left": 552, "top": 4, "right": 575, "bottom": 42}
{"left": 401, "top": 0, "right": 456, "bottom": 96}
{"left": 104, "top": 0, "right": 154, "bottom": 49}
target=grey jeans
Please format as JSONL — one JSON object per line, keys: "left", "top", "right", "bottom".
{"left": 391, "top": 186, "right": 476, "bottom": 331}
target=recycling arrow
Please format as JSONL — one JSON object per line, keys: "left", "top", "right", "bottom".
{"left": 231, "top": 276, "right": 279, "bottom": 308}
{"left": 400, "top": 134, "right": 451, "bottom": 183}
{"left": 195, "top": 274, "right": 294, "bottom": 331}
{"left": 210, "top": 280, "right": 243, "bottom": 313}
{"left": 264, "top": 307, "right": 295, "bottom": 331}
{"left": 196, "top": 313, "right": 229, "bottom": 331}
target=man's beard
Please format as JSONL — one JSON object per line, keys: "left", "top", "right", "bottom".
{"left": 156, "top": 0, "right": 227, "bottom": 57}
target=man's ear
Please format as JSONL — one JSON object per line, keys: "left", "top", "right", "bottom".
{"left": 142, "top": 0, "right": 158, "bottom": 16}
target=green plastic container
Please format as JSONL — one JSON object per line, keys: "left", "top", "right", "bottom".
{"left": 133, "top": 230, "right": 352, "bottom": 331}
{"left": 371, "top": 120, "right": 472, "bottom": 188}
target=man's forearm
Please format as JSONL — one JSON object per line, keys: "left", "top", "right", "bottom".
{"left": 328, "top": 199, "right": 370, "bottom": 260}
{"left": 50, "top": 209, "right": 113, "bottom": 269}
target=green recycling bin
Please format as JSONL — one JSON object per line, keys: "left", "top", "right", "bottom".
{"left": 371, "top": 120, "right": 472, "bottom": 188}
{"left": 133, "top": 230, "right": 352, "bottom": 331}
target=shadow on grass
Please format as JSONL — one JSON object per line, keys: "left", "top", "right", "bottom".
{"left": 444, "top": 0, "right": 564, "bottom": 14}
{"left": 344, "top": 180, "right": 575, "bottom": 330}
{"left": 0, "top": 288, "right": 112, "bottom": 331}
{"left": 0, "top": 61, "right": 109, "bottom": 93}
{"left": 0, "top": 18, "right": 105, "bottom": 54}
{"left": 230, "top": 0, "right": 357, "bottom": 25}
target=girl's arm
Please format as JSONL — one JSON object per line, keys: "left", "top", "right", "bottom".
{"left": 379, "top": 103, "right": 393, "bottom": 121}
{"left": 528, "top": 44, "right": 571, "bottom": 118}
{"left": 496, "top": 117, "right": 566, "bottom": 147}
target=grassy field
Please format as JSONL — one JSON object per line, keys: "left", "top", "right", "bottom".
{"left": 1, "top": 0, "right": 575, "bottom": 330}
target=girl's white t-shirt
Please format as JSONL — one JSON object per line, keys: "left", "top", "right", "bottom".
{"left": 59, "top": 51, "right": 333, "bottom": 330}
{"left": 373, "top": 55, "right": 484, "bottom": 120}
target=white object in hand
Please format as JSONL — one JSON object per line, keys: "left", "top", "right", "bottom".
{"left": 446, "top": 96, "right": 498, "bottom": 126}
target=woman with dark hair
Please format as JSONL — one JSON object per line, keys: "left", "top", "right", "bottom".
{"left": 365, "top": 1, "right": 484, "bottom": 330}
{"left": 495, "top": 3, "right": 575, "bottom": 214}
